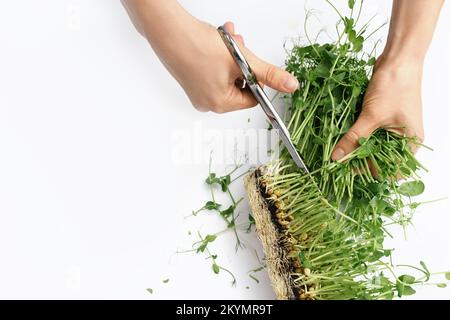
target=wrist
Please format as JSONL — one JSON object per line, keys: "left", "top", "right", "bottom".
{"left": 376, "top": 49, "right": 424, "bottom": 76}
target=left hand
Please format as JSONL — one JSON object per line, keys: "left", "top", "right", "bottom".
{"left": 331, "top": 56, "right": 424, "bottom": 161}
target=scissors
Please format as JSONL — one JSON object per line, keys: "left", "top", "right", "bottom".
{"left": 217, "top": 25, "right": 309, "bottom": 174}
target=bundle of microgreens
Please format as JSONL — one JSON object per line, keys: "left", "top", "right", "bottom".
{"left": 253, "top": 0, "right": 449, "bottom": 300}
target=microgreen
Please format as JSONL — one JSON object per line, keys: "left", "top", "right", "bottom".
{"left": 185, "top": 155, "right": 257, "bottom": 286}
{"left": 398, "top": 181, "right": 425, "bottom": 197}
{"left": 256, "top": 0, "right": 445, "bottom": 300}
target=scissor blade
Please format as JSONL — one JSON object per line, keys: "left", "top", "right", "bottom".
{"left": 251, "top": 86, "right": 310, "bottom": 174}
{"left": 271, "top": 119, "right": 310, "bottom": 174}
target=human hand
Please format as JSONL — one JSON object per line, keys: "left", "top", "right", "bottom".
{"left": 162, "top": 20, "right": 299, "bottom": 113}
{"left": 331, "top": 57, "right": 424, "bottom": 161}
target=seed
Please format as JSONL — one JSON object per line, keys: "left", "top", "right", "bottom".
{"left": 299, "top": 293, "right": 307, "bottom": 300}
{"left": 275, "top": 201, "right": 284, "bottom": 210}
{"left": 303, "top": 268, "right": 311, "bottom": 276}
{"left": 300, "top": 233, "right": 308, "bottom": 241}
{"left": 267, "top": 189, "right": 273, "bottom": 196}
{"left": 274, "top": 189, "right": 282, "bottom": 197}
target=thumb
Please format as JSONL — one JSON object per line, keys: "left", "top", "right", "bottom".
{"left": 243, "top": 48, "right": 299, "bottom": 93}
{"left": 331, "top": 113, "right": 378, "bottom": 161}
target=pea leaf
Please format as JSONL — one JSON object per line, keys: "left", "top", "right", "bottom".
{"left": 437, "top": 283, "right": 447, "bottom": 288}
{"left": 197, "top": 234, "right": 217, "bottom": 253}
{"left": 220, "top": 205, "right": 235, "bottom": 218}
{"left": 205, "top": 234, "right": 217, "bottom": 243}
{"left": 205, "top": 173, "right": 219, "bottom": 185}
{"left": 204, "top": 201, "right": 221, "bottom": 210}
{"left": 402, "top": 286, "right": 416, "bottom": 296}
{"left": 398, "top": 181, "right": 425, "bottom": 197}
{"left": 445, "top": 272, "right": 450, "bottom": 280}
{"left": 348, "top": 0, "right": 355, "bottom": 9}
{"left": 212, "top": 263, "right": 220, "bottom": 274}
{"left": 219, "top": 175, "right": 231, "bottom": 192}
{"left": 399, "top": 274, "right": 416, "bottom": 285}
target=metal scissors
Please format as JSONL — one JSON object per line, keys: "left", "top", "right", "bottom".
{"left": 217, "top": 25, "right": 309, "bottom": 174}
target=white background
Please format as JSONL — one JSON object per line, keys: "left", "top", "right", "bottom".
{"left": 0, "top": 0, "right": 449, "bottom": 299}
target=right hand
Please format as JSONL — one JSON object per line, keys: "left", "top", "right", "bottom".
{"left": 154, "top": 20, "right": 299, "bottom": 113}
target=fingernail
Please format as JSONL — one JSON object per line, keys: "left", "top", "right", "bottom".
{"left": 332, "top": 148, "right": 346, "bottom": 161}
{"left": 284, "top": 76, "right": 299, "bottom": 92}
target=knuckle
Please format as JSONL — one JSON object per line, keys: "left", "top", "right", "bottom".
{"left": 361, "top": 109, "right": 382, "bottom": 125}
{"left": 264, "top": 65, "right": 277, "bottom": 84}
{"left": 345, "top": 129, "right": 361, "bottom": 144}
{"left": 210, "top": 103, "right": 226, "bottom": 114}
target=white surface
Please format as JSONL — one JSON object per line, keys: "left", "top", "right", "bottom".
{"left": 0, "top": 0, "right": 448, "bottom": 299}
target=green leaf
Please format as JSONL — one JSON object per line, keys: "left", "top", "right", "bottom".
{"left": 205, "top": 173, "right": 219, "bottom": 185}
{"left": 396, "top": 281, "right": 404, "bottom": 297}
{"left": 205, "top": 234, "right": 217, "bottom": 243}
{"left": 220, "top": 205, "right": 235, "bottom": 218}
{"left": 204, "top": 201, "right": 221, "bottom": 210}
{"left": 399, "top": 274, "right": 416, "bottom": 285}
{"left": 146, "top": 288, "right": 153, "bottom": 294}
{"left": 315, "top": 63, "right": 330, "bottom": 78}
{"left": 212, "top": 263, "right": 220, "bottom": 274}
{"left": 348, "top": 0, "right": 355, "bottom": 9}
{"left": 353, "top": 36, "right": 364, "bottom": 52}
{"left": 445, "top": 272, "right": 450, "bottom": 280}
{"left": 398, "top": 181, "right": 425, "bottom": 197}
{"left": 352, "top": 86, "right": 361, "bottom": 98}
{"left": 368, "top": 57, "right": 376, "bottom": 66}
{"left": 219, "top": 175, "right": 231, "bottom": 192}
{"left": 344, "top": 17, "right": 354, "bottom": 33}
{"left": 437, "top": 283, "right": 447, "bottom": 288}
{"left": 402, "top": 286, "right": 416, "bottom": 296}
{"left": 197, "top": 234, "right": 217, "bottom": 253}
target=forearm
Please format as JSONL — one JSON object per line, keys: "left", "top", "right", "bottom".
{"left": 382, "top": 0, "right": 444, "bottom": 66}
{"left": 121, "top": 0, "right": 198, "bottom": 62}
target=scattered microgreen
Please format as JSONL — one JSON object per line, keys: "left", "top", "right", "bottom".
{"left": 162, "top": 279, "right": 169, "bottom": 284}
{"left": 398, "top": 181, "right": 425, "bottom": 197}
{"left": 146, "top": 288, "right": 153, "bottom": 294}
{"left": 184, "top": 154, "right": 262, "bottom": 286}
{"left": 445, "top": 272, "right": 450, "bottom": 281}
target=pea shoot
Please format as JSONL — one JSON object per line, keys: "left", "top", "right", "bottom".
{"left": 248, "top": 0, "right": 449, "bottom": 300}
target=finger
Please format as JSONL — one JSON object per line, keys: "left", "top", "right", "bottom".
{"left": 223, "top": 21, "right": 235, "bottom": 34}
{"left": 243, "top": 47, "right": 299, "bottom": 93}
{"left": 331, "top": 113, "right": 378, "bottom": 161}
{"left": 234, "top": 34, "right": 245, "bottom": 46}
{"left": 224, "top": 87, "right": 258, "bottom": 111}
